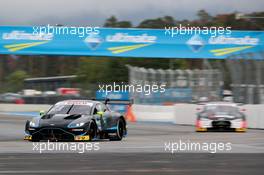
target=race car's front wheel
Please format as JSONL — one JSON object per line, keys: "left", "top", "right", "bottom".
{"left": 109, "top": 119, "right": 125, "bottom": 141}
{"left": 88, "top": 121, "right": 97, "bottom": 140}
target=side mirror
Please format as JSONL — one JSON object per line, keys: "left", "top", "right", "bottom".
{"left": 97, "top": 111, "right": 104, "bottom": 116}
{"left": 40, "top": 110, "right": 45, "bottom": 116}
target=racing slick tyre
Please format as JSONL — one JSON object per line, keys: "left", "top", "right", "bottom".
{"left": 88, "top": 120, "right": 97, "bottom": 141}
{"left": 109, "top": 118, "right": 125, "bottom": 141}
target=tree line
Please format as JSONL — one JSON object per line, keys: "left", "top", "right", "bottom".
{"left": 0, "top": 10, "right": 263, "bottom": 93}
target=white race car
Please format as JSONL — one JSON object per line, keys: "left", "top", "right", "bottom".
{"left": 196, "top": 102, "right": 247, "bottom": 132}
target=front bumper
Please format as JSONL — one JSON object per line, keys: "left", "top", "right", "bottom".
{"left": 24, "top": 134, "right": 32, "bottom": 140}
{"left": 196, "top": 119, "right": 247, "bottom": 132}
{"left": 25, "top": 127, "right": 90, "bottom": 141}
{"left": 196, "top": 127, "right": 246, "bottom": 132}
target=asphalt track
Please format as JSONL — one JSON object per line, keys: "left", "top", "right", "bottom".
{"left": 0, "top": 114, "right": 264, "bottom": 174}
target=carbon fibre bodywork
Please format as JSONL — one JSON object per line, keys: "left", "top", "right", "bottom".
{"left": 24, "top": 100, "right": 127, "bottom": 141}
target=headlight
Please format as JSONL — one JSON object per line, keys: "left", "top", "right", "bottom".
{"left": 29, "top": 121, "right": 37, "bottom": 127}
{"left": 68, "top": 122, "right": 85, "bottom": 128}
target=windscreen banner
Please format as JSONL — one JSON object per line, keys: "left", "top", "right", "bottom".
{"left": 0, "top": 26, "right": 263, "bottom": 59}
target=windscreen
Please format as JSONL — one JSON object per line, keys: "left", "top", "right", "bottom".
{"left": 205, "top": 105, "right": 238, "bottom": 115}
{"left": 47, "top": 105, "right": 92, "bottom": 115}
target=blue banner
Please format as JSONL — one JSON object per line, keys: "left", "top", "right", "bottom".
{"left": 136, "top": 88, "right": 193, "bottom": 104}
{"left": 96, "top": 91, "right": 129, "bottom": 100}
{"left": 96, "top": 91, "right": 129, "bottom": 113}
{"left": 0, "top": 26, "right": 263, "bottom": 59}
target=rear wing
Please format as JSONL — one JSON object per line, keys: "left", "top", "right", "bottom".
{"left": 95, "top": 98, "right": 134, "bottom": 105}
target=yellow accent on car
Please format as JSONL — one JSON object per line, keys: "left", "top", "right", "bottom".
{"left": 196, "top": 128, "right": 207, "bottom": 132}
{"left": 74, "top": 135, "right": 90, "bottom": 141}
{"left": 24, "top": 135, "right": 32, "bottom": 140}
{"left": 235, "top": 128, "right": 247, "bottom": 132}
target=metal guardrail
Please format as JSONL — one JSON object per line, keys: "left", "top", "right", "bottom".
{"left": 22, "top": 96, "right": 88, "bottom": 104}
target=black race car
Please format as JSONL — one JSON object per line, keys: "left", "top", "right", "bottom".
{"left": 24, "top": 99, "right": 131, "bottom": 141}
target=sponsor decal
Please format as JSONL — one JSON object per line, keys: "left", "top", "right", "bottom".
{"left": 186, "top": 34, "right": 257, "bottom": 56}
{"left": 186, "top": 34, "right": 205, "bottom": 52}
{"left": 84, "top": 33, "right": 103, "bottom": 50}
{"left": 106, "top": 33, "right": 157, "bottom": 43}
{"left": 83, "top": 32, "right": 155, "bottom": 54}
{"left": 106, "top": 33, "right": 156, "bottom": 53}
{"left": 102, "top": 33, "right": 155, "bottom": 54}
{"left": 210, "top": 46, "right": 253, "bottom": 56}
{"left": 209, "top": 35, "right": 259, "bottom": 45}
{"left": 2, "top": 30, "right": 53, "bottom": 40}
{"left": 61, "top": 100, "right": 94, "bottom": 106}
{"left": 4, "top": 41, "right": 49, "bottom": 52}
{"left": 108, "top": 44, "right": 151, "bottom": 54}
{"left": 2, "top": 30, "right": 52, "bottom": 52}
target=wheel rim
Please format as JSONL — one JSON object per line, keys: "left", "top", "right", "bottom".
{"left": 89, "top": 122, "right": 96, "bottom": 139}
{"left": 117, "top": 120, "right": 124, "bottom": 139}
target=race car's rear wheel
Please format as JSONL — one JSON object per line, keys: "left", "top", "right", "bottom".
{"left": 88, "top": 121, "right": 97, "bottom": 140}
{"left": 109, "top": 119, "right": 125, "bottom": 141}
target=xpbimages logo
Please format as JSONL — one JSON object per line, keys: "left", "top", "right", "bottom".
{"left": 165, "top": 24, "right": 232, "bottom": 37}
{"left": 32, "top": 141, "right": 100, "bottom": 153}
{"left": 98, "top": 82, "right": 166, "bottom": 96}
{"left": 32, "top": 24, "right": 100, "bottom": 38}
{"left": 164, "top": 140, "right": 232, "bottom": 153}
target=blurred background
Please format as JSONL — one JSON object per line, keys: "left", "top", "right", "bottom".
{"left": 1, "top": 0, "right": 264, "bottom": 156}
{"left": 0, "top": 0, "right": 263, "bottom": 105}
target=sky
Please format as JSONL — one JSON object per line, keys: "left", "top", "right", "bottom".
{"left": 0, "top": 0, "right": 263, "bottom": 26}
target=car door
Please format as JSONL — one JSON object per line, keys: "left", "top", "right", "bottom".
{"left": 100, "top": 103, "right": 113, "bottom": 128}
{"left": 93, "top": 103, "right": 111, "bottom": 131}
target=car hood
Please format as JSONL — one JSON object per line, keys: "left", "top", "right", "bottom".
{"left": 213, "top": 114, "right": 236, "bottom": 119}
{"left": 37, "top": 114, "right": 89, "bottom": 128}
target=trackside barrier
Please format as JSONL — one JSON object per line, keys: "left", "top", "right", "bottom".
{"left": 173, "top": 104, "right": 197, "bottom": 125}
{"left": 1, "top": 104, "right": 264, "bottom": 129}
{"left": 132, "top": 104, "right": 176, "bottom": 123}
{"left": 132, "top": 104, "right": 264, "bottom": 129}
{"left": 0, "top": 104, "right": 51, "bottom": 112}
{"left": 172, "top": 104, "right": 264, "bottom": 129}
{"left": 243, "top": 104, "right": 264, "bottom": 129}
